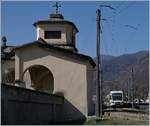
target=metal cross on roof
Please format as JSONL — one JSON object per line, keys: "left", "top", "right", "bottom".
{"left": 52, "top": 2, "right": 61, "bottom": 14}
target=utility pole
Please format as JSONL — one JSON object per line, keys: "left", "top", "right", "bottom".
{"left": 127, "top": 78, "right": 130, "bottom": 102}
{"left": 96, "top": 9, "right": 103, "bottom": 118}
{"left": 131, "top": 66, "right": 134, "bottom": 108}
{"left": 95, "top": 5, "right": 115, "bottom": 118}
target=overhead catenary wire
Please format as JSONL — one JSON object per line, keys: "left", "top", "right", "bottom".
{"left": 116, "top": 1, "right": 136, "bottom": 16}
{"left": 101, "top": 22, "right": 109, "bottom": 55}
{"left": 97, "top": 2, "right": 145, "bottom": 56}
{"left": 107, "top": 1, "right": 136, "bottom": 21}
{"left": 124, "top": 15, "right": 147, "bottom": 54}
{"left": 106, "top": 1, "right": 141, "bottom": 55}
{"left": 124, "top": 25, "right": 138, "bottom": 30}
{"left": 100, "top": 4, "right": 119, "bottom": 55}
{"left": 104, "top": 17, "right": 119, "bottom": 55}
{"left": 96, "top": 5, "right": 118, "bottom": 118}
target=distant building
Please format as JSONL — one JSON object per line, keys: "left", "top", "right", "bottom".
{"left": 1, "top": 7, "right": 95, "bottom": 121}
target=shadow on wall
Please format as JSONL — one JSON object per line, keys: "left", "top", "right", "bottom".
{"left": 60, "top": 99, "right": 86, "bottom": 125}
{"left": 55, "top": 91, "right": 86, "bottom": 124}
{"left": 1, "top": 84, "right": 86, "bottom": 125}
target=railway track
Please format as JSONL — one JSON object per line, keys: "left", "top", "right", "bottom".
{"left": 104, "top": 107, "right": 149, "bottom": 114}
{"left": 103, "top": 102, "right": 149, "bottom": 113}
{"left": 103, "top": 107, "right": 149, "bottom": 122}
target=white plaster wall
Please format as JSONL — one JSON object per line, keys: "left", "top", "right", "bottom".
{"left": 15, "top": 45, "right": 92, "bottom": 120}
{"left": 23, "top": 70, "right": 32, "bottom": 89}
{"left": 86, "top": 64, "right": 95, "bottom": 115}
{"left": 37, "top": 24, "right": 75, "bottom": 45}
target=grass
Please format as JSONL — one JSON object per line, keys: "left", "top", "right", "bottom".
{"left": 84, "top": 117, "right": 149, "bottom": 125}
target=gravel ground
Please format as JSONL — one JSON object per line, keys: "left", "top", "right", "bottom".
{"left": 104, "top": 111, "right": 149, "bottom": 121}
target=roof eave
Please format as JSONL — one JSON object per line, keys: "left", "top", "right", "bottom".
{"left": 14, "top": 41, "right": 95, "bottom": 67}
{"left": 33, "top": 21, "right": 79, "bottom": 33}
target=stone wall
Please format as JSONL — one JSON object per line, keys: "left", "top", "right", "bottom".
{"left": 1, "top": 84, "right": 64, "bottom": 125}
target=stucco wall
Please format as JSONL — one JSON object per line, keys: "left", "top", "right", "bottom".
{"left": 37, "top": 24, "right": 76, "bottom": 45}
{"left": 86, "top": 64, "right": 95, "bottom": 115}
{"left": 15, "top": 45, "right": 94, "bottom": 120}
{"left": 1, "top": 84, "right": 64, "bottom": 124}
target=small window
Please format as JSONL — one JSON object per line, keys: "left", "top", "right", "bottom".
{"left": 44, "top": 31, "right": 61, "bottom": 39}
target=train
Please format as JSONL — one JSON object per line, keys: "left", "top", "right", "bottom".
{"left": 104, "top": 91, "right": 124, "bottom": 107}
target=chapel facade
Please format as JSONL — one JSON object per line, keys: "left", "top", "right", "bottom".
{"left": 1, "top": 7, "right": 95, "bottom": 121}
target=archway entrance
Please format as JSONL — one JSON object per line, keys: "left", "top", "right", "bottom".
{"left": 23, "top": 65, "right": 54, "bottom": 94}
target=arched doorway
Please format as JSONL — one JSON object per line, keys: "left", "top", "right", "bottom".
{"left": 23, "top": 65, "right": 54, "bottom": 94}
{"left": 2, "top": 68, "right": 15, "bottom": 84}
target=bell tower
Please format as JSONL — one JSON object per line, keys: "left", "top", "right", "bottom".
{"left": 33, "top": 2, "right": 78, "bottom": 52}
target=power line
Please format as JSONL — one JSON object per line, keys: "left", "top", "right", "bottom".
{"left": 107, "top": 2, "right": 136, "bottom": 20}
{"left": 104, "top": 21, "right": 113, "bottom": 55}
{"left": 100, "top": 5, "right": 120, "bottom": 55}
{"left": 124, "top": 16, "right": 147, "bottom": 54}
{"left": 105, "top": 2, "right": 145, "bottom": 56}
{"left": 101, "top": 25, "right": 109, "bottom": 55}
{"left": 105, "top": 19, "right": 119, "bottom": 55}
{"left": 124, "top": 25, "right": 138, "bottom": 30}
{"left": 100, "top": 5, "right": 116, "bottom": 11}
{"left": 96, "top": 5, "right": 117, "bottom": 118}
{"left": 116, "top": 2, "right": 136, "bottom": 16}
{"left": 101, "top": 12, "right": 118, "bottom": 55}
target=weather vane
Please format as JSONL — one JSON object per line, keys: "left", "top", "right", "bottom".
{"left": 52, "top": 2, "right": 61, "bottom": 14}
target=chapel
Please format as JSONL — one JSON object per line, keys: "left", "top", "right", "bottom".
{"left": 1, "top": 4, "right": 95, "bottom": 121}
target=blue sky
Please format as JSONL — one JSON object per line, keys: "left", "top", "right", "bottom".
{"left": 1, "top": 1, "right": 149, "bottom": 57}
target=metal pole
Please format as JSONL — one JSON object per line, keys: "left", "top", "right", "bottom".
{"left": 96, "top": 9, "right": 102, "bottom": 118}
{"left": 127, "top": 78, "right": 130, "bottom": 102}
{"left": 131, "top": 66, "right": 134, "bottom": 108}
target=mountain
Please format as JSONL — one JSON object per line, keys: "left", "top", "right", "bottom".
{"left": 101, "top": 55, "right": 116, "bottom": 62}
{"left": 94, "top": 51, "right": 149, "bottom": 100}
